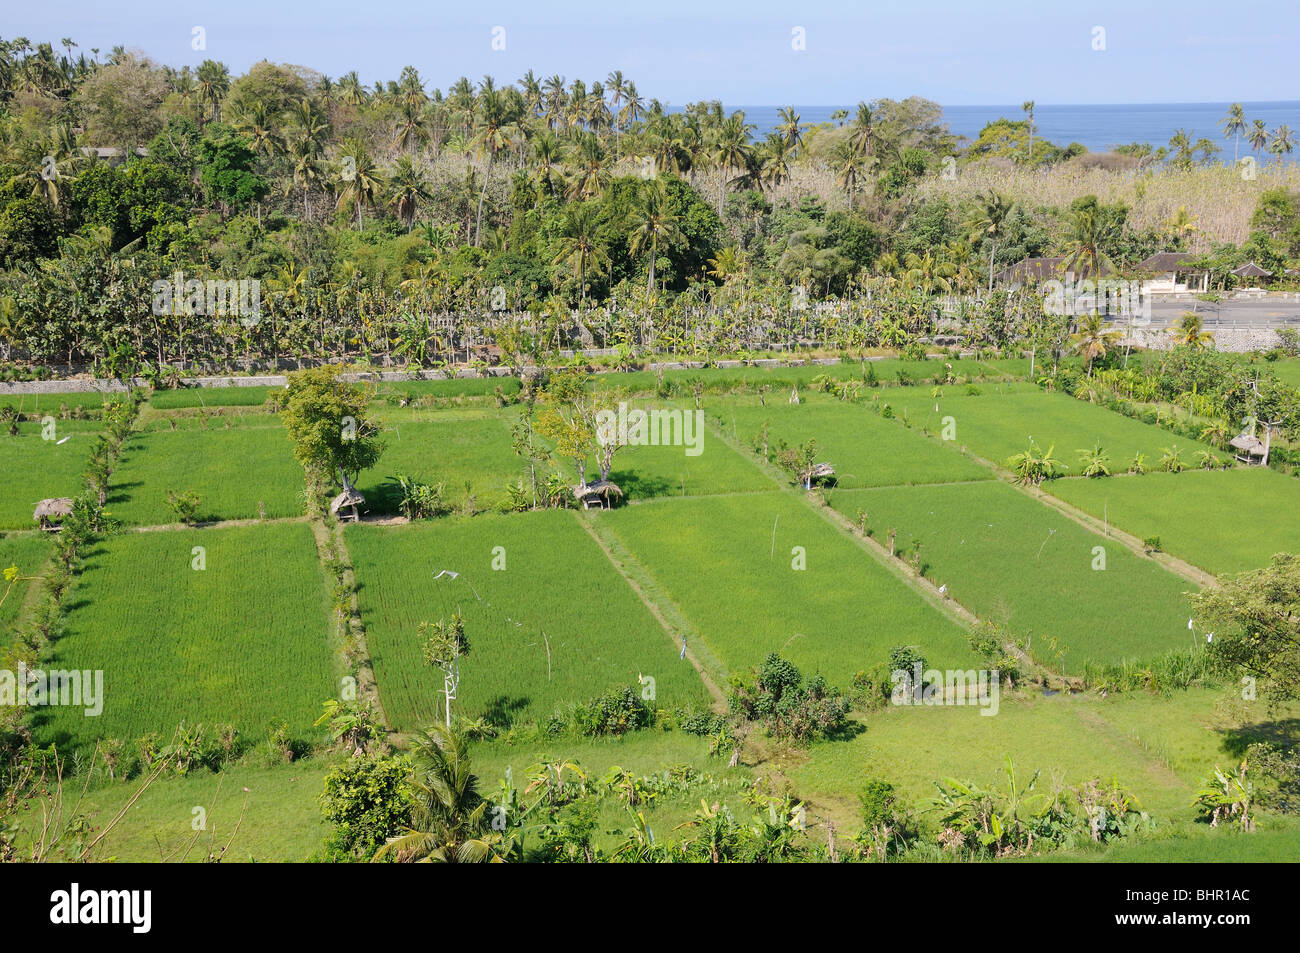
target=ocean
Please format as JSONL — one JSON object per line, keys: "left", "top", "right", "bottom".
{"left": 670, "top": 101, "right": 1300, "bottom": 161}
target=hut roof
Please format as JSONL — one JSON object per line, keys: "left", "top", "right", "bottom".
{"left": 1138, "top": 251, "right": 1201, "bottom": 272}
{"left": 1231, "top": 261, "right": 1273, "bottom": 278}
{"left": 573, "top": 480, "right": 623, "bottom": 500}
{"left": 1229, "top": 433, "right": 1266, "bottom": 455}
{"left": 33, "top": 498, "right": 75, "bottom": 520}
{"left": 329, "top": 487, "right": 366, "bottom": 514}
{"left": 808, "top": 462, "right": 837, "bottom": 478}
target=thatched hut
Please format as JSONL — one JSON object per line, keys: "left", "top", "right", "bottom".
{"left": 800, "top": 462, "right": 837, "bottom": 489}
{"left": 1230, "top": 430, "right": 1270, "bottom": 466}
{"left": 573, "top": 480, "right": 623, "bottom": 510}
{"left": 330, "top": 478, "right": 366, "bottom": 522}
{"left": 33, "top": 498, "right": 74, "bottom": 531}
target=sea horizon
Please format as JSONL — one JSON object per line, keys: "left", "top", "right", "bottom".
{"left": 666, "top": 100, "right": 1300, "bottom": 158}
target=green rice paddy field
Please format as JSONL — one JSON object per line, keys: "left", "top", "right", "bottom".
{"left": 347, "top": 510, "right": 710, "bottom": 730}
{"left": 0, "top": 432, "right": 93, "bottom": 529}
{"left": 34, "top": 522, "right": 337, "bottom": 750}
{"left": 709, "top": 395, "right": 993, "bottom": 488}
{"left": 882, "top": 382, "right": 1220, "bottom": 468}
{"left": 1046, "top": 468, "right": 1300, "bottom": 576}
{"left": 108, "top": 424, "right": 305, "bottom": 525}
{"left": 830, "top": 481, "right": 1197, "bottom": 669}
{"left": 0, "top": 533, "right": 49, "bottom": 630}
{"left": 603, "top": 492, "right": 978, "bottom": 683}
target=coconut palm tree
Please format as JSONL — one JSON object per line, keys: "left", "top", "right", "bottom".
{"left": 1022, "top": 100, "right": 1035, "bottom": 163}
{"left": 628, "top": 179, "right": 684, "bottom": 292}
{"left": 335, "top": 138, "right": 381, "bottom": 231}
{"left": 373, "top": 724, "right": 505, "bottom": 863}
{"left": 1060, "top": 206, "right": 1116, "bottom": 280}
{"left": 1172, "top": 312, "right": 1213, "bottom": 349}
{"left": 710, "top": 113, "right": 755, "bottom": 216}
{"left": 775, "top": 107, "right": 803, "bottom": 150}
{"left": 1269, "top": 125, "right": 1294, "bottom": 157}
{"left": 552, "top": 202, "right": 609, "bottom": 304}
{"left": 1220, "top": 103, "right": 1246, "bottom": 162}
{"left": 387, "top": 155, "right": 432, "bottom": 230}
{"left": 1163, "top": 205, "right": 1199, "bottom": 247}
{"left": 848, "top": 101, "right": 876, "bottom": 157}
{"left": 1247, "top": 119, "right": 1270, "bottom": 156}
{"left": 1071, "top": 313, "right": 1122, "bottom": 376}
{"left": 966, "top": 191, "right": 1013, "bottom": 292}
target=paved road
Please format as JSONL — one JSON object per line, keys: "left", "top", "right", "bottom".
{"left": 1146, "top": 296, "right": 1300, "bottom": 327}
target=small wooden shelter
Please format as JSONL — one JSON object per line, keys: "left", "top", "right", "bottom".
{"left": 330, "top": 476, "right": 366, "bottom": 522}
{"left": 803, "top": 462, "right": 837, "bottom": 489}
{"left": 573, "top": 480, "right": 623, "bottom": 510}
{"left": 33, "top": 498, "right": 74, "bottom": 531}
{"left": 1229, "top": 428, "right": 1272, "bottom": 466}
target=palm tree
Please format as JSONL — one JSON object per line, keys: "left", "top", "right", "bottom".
{"left": 552, "top": 202, "right": 609, "bottom": 304}
{"left": 373, "top": 725, "right": 504, "bottom": 863}
{"left": 966, "top": 192, "right": 1013, "bottom": 292}
{"left": 1172, "top": 312, "right": 1213, "bottom": 349}
{"left": 529, "top": 131, "right": 566, "bottom": 198}
{"left": 1022, "top": 100, "right": 1035, "bottom": 163}
{"left": 1269, "top": 125, "right": 1294, "bottom": 157}
{"left": 1247, "top": 119, "right": 1270, "bottom": 156}
{"left": 336, "top": 139, "right": 381, "bottom": 231}
{"left": 566, "top": 132, "right": 609, "bottom": 200}
{"left": 710, "top": 113, "right": 755, "bottom": 216}
{"left": 835, "top": 146, "right": 871, "bottom": 208}
{"left": 628, "top": 180, "right": 683, "bottom": 292}
{"left": 1071, "top": 313, "right": 1122, "bottom": 376}
{"left": 471, "top": 84, "right": 520, "bottom": 245}
{"left": 848, "top": 101, "right": 876, "bottom": 157}
{"left": 387, "top": 155, "right": 431, "bottom": 230}
{"left": 1164, "top": 205, "right": 1199, "bottom": 247}
{"left": 775, "top": 107, "right": 803, "bottom": 150}
{"left": 1220, "top": 103, "right": 1246, "bottom": 162}
{"left": 195, "top": 59, "right": 230, "bottom": 128}
{"left": 233, "top": 101, "right": 284, "bottom": 158}
{"left": 1060, "top": 207, "right": 1116, "bottom": 280}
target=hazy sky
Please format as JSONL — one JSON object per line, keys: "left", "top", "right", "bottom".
{"left": 10, "top": 0, "right": 1298, "bottom": 105}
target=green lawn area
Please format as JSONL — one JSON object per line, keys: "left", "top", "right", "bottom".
{"left": 792, "top": 687, "right": 1245, "bottom": 825}
{"left": 882, "top": 381, "right": 1220, "bottom": 469}
{"left": 603, "top": 492, "right": 977, "bottom": 684}
{"left": 34, "top": 522, "right": 337, "bottom": 751}
{"left": 709, "top": 394, "right": 993, "bottom": 488}
{"left": 0, "top": 533, "right": 49, "bottom": 631}
{"left": 830, "top": 481, "right": 1197, "bottom": 670}
{"left": 347, "top": 510, "right": 710, "bottom": 731}
{"left": 0, "top": 432, "right": 92, "bottom": 529}
{"left": 108, "top": 424, "right": 304, "bottom": 525}
{"left": 1046, "top": 468, "right": 1300, "bottom": 576}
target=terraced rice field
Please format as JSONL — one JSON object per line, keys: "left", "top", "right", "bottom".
{"left": 1046, "top": 468, "right": 1300, "bottom": 576}
{"left": 710, "top": 394, "right": 993, "bottom": 488}
{"left": 831, "top": 481, "right": 1197, "bottom": 670}
{"left": 602, "top": 492, "right": 978, "bottom": 683}
{"left": 347, "top": 510, "right": 710, "bottom": 730}
{"left": 108, "top": 424, "right": 305, "bottom": 525}
{"left": 882, "top": 382, "right": 1220, "bottom": 469}
{"left": 34, "top": 522, "right": 336, "bottom": 749}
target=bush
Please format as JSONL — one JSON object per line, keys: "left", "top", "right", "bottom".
{"left": 728, "top": 653, "right": 851, "bottom": 744}
{"left": 572, "top": 685, "right": 652, "bottom": 737}
{"left": 319, "top": 755, "right": 414, "bottom": 861}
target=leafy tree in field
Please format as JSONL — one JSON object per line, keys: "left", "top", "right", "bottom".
{"left": 281, "top": 365, "right": 384, "bottom": 490}
{"left": 1196, "top": 554, "right": 1300, "bottom": 704}
{"left": 421, "top": 614, "right": 470, "bottom": 728}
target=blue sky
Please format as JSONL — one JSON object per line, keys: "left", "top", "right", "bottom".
{"left": 10, "top": 0, "right": 1298, "bottom": 105}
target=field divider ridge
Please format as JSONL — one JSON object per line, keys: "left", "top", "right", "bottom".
{"left": 573, "top": 510, "right": 728, "bottom": 708}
